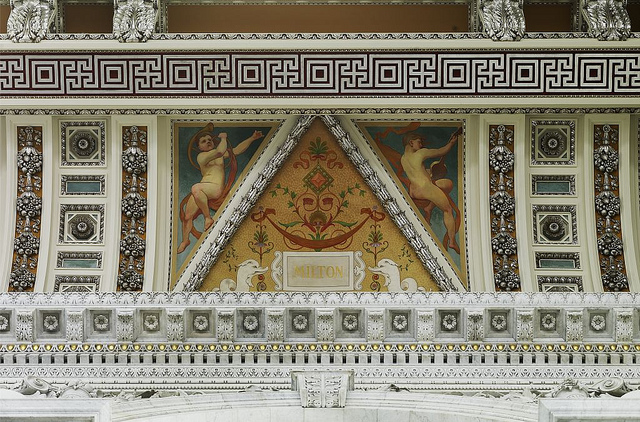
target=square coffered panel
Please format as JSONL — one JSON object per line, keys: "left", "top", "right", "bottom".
{"left": 60, "top": 121, "right": 106, "bottom": 166}
{"left": 531, "top": 120, "right": 575, "bottom": 165}
{"left": 59, "top": 204, "right": 105, "bottom": 244}
{"left": 532, "top": 205, "right": 577, "bottom": 244}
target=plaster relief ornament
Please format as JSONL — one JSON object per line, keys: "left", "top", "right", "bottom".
{"left": 143, "top": 314, "right": 159, "bottom": 331}
{"left": 43, "top": 314, "right": 59, "bottom": 332}
{"left": 93, "top": 314, "right": 110, "bottom": 332}
{"left": 293, "top": 314, "right": 309, "bottom": 331}
{"left": 69, "top": 131, "right": 99, "bottom": 159}
{"left": 7, "top": 0, "right": 56, "bottom": 43}
{"left": 68, "top": 214, "right": 96, "bottom": 241}
{"left": 113, "top": 0, "right": 158, "bottom": 43}
{"left": 540, "top": 313, "right": 557, "bottom": 331}
{"left": 491, "top": 314, "right": 507, "bottom": 331}
{"left": 479, "top": 0, "right": 525, "bottom": 41}
{"left": 242, "top": 314, "right": 259, "bottom": 332}
{"left": 368, "top": 258, "right": 425, "bottom": 292}
{"left": 442, "top": 313, "right": 458, "bottom": 331}
{"left": 342, "top": 314, "right": 358, "bottom": 332}
{"left": 582, "top": 0, "right": 631, "bottom": 40}
{"left": 193, "top": 315, "right": 209, "bottom": 332}
{"left": 590, "top": 314, "right": 606, "bottom": 331}
{"left": 0, "top": 315, "right": 9, "bottom": 332}
{"left": 392, "top": 314, "right": 409, "bottom": 332}
{"left": 215, "top": 259, "right": 268, "bottom": 292}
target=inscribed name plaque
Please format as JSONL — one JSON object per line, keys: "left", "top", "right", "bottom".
{"left": 284, "top": 252, "right": 353, "bottom": 291}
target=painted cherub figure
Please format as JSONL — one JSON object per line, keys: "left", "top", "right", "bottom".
{"left": 400, "top": 131, "right": 459, "bottom": 253}
{"left": 374, "top": 124, "right": 462, "bottom": 254}
{"left": 178, "top": 124, "right": 263, "bottom": 254}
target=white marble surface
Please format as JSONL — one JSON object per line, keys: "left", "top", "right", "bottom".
{"left": 111, "top": 390, "right": 538, "bottom": 422}
{"left": 0, "top": 398, "right": 111, "bottom": 421}
{"left": 539, "top": 399, "right": 640, "bottom": 422}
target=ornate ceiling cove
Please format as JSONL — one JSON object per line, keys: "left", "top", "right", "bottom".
{"left": 179, "top": 115, "right": 456, "bottom": 292}
{"left": 1, "top": 50, "right": 639, "bottom": 98}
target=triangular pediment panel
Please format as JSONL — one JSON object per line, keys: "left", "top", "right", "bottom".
{"left": 351, "top": 118, "right": 468, "bottom": 289}
{"left": 176, "top": 115, "right": 462, "bottom": 292}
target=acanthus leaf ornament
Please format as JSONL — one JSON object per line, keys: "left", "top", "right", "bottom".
{"left": 113, "top": 0, "right": 159, "bottom": 43}
{"left": 7, "top": 0, "right": 56, "bottom": 43}
{"left": 581, "top": 0, "right": 631, "bottom": 41}
{"left": 479, "top": 0, "right": 526, "bottom": 41}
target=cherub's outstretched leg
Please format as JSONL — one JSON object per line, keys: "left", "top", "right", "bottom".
{"left": 177, "top": 196, "right": 199, "bottom": 254}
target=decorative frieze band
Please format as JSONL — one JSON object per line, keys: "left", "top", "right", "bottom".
{"left": 489, "top": 124, "right": 520, "bottom": 291}
{"left": 118, "top": 125, "right": 148, "bottom": 291}
{"left": 593, "top": 124, "right": 628, "bottom": 291}
{"left": 9, "top": 126, "right": 44, "bottom": 292}
{"left": 1, "top": 51, "right": 639, "bottom": 97}
{"left": 0, "top": 293, "right": 636, "bottom": 345}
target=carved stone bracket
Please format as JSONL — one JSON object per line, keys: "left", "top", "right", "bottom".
{"left": 7, "top": 0, "right": 56, "bottom": 43}
{"left": 516, "top": 309, "right": 534, "bottom": 342}
{"left": 615, "top": 309, "right": 633, "bottom": 343}
{"left": 65, "top": 309, "right": 84, "bottom": 342}
{"left": 478, "top": 0, "right": 526, "bottom": 41}
{"left": 15, "top": 309, "right": 34, "bottom": 342}
{"left": 116, "top": 309, "right": 134, "bottom": 342}
{"left": 266, "top": 308, "right": 285, "bottom": 342}
{"left": 216, "top": 309, "right": 234, "bottom": 342}
{"left": 566, "top": 310, "right": 584, "bottom": 342}
{"left": 466, "top": 310, "right": 484, "bottom": 342}
{"left": 581, "top": 0, "right": 631, "bottom": 41}
{"left": 367, "top": 309, "right": 385, "bottom": 342}
{"left": 416, "top": 309, "right": 435, "bottom": 341}
{"left": 166, "top": 309, "right": 185, "bottom": 342}
{"left": 113, "top": 0, "right": 159, "bottom": 43}
{"left": 316, "top": 308, "right": 335, "bottom": 342}
{"left": 291, "top": 371, "right": 354, "bottom": 408}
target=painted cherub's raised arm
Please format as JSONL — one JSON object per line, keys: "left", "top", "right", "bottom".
{"left": 416, "top": 132, "right": 458, "bottom": 161}
{"left": 232, "top": 130, "right": 264, "bottom": 156}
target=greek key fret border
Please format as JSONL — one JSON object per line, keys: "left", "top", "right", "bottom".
{"left": 1, "top": 51, "right": 639, "bottom": 97}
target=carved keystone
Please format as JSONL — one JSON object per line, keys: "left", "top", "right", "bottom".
{"left": 291, "top": 371, "right": 354, "bottom": 408}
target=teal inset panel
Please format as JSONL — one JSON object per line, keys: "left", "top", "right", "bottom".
{"left": 61, "top": 258, "right": 100, "bottom": 268}
{"left": 66, "top": 181, "right": 102, "bottom": 193}
{"left": 535, "top": 181, "right": 572, "bottom": 194}
{"left": 538, "top": 259, "right": 576, "bottom": 269}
